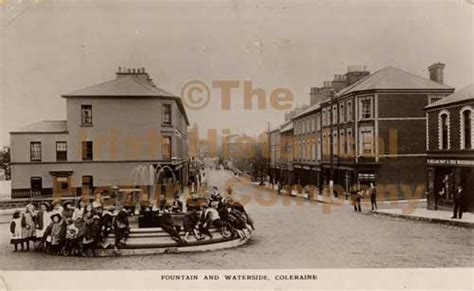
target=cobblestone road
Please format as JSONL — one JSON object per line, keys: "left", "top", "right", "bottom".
{"left": 0, "top": 169, "right": 472, "bottom": 270}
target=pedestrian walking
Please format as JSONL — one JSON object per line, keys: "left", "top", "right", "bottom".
{"left": 451, "top": 185, "right": 464, "bottom": 219}
{"left": 370, "top": 183, "right": 377, "bottom": 211}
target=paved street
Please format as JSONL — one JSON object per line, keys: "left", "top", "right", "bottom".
{"left": 0, "top": 168, "right": 473, "bottom": 270}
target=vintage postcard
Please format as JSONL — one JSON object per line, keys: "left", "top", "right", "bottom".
{"left": 0, "top": 0, "right": 473, "bottom": 290}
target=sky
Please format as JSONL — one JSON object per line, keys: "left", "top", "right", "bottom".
{"left": 0, "top": 0, "right": 473, "bottom": 147}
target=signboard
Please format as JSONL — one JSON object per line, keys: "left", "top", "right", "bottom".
{"left": 427, "top": 159, "right": 474, "bottom": 166}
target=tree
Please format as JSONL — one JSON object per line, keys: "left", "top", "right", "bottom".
{"left": 0, "top": 147, "right": 11, "bottom": 180}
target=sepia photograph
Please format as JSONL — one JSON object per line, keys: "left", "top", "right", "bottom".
{"left": 0, "top": 0, "right": 473, "bottom": 290}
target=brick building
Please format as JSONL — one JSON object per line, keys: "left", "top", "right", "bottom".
{"left": 425, "top": 83, "right": 474, "bottom": 211}
{"left": 271, "top": 63, "right": 454, "bottom": 199}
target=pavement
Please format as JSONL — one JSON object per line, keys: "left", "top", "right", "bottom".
{"left": 375, "top": 208, "right": 474, "bottom": 229}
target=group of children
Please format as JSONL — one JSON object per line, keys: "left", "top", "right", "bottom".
{"left": 177, "top": 186, "right": 255, "bottom": 243}
{"left": 10, "top": 200, "right": 130, "bottom": 256}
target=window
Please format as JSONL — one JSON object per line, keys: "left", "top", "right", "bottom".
{"left": 82, "top": 176, "right": 94, "bottom": 189}
{"left": 327, "top": 107, "right": 332, "bottom": 125}
{"left": 347, "top": 101, "right": 353, "bottom": 121}
{"left": 30, "top": 142, "right": 41, "bottom": 161}
{"left": 339, "top": 103, "right": 345, "bottom": 123}
{"left": 339, "top": 130, "right": 345, "bottom": 156}
{"left": 316, "top": 113, "right": 321, "bottom": 130}
{"left": 461, "top": 108, "right": 472, "bottom": 149}
{"left": 346, "top": 128, "right": 353, "bottom": 156}
{"left": 359, "top": 126, "right": 374, "bottom": 156}
{"left": 31, "top": 177, "right": 42, "bottom": 192}
{"left": 332, "top": 104, "right": 338, "bottom": 124}
{"left": 311, "top": 116, "right": 316, "bottom": 132}
{"left": 439, "top": 112, "right": 449, "bottom": 150}
{"left": 359, "top": 97, "right": 373, "bottom": 119}
{"left": 81, "top": 105, "right": 92, "bottom": 125}
{"left": 322, "top": 109, "right": 326, "bottom": 126}
{"left": 56, "top": 141, "right": 67, "bottom": 161}
{"left": 317, "top": 135, "right": 321, "bottom": 160}
{"left": 82, "top": 141, "right": 93, "bottom": 160}
{"left": 162, "top": 136, "right": 172, "bottom": 159}
{"left": 333, "top": 131, "right": 338, "bottom": 155}
{"left": 162, "top": 104, "right": 172, "bottom": 125}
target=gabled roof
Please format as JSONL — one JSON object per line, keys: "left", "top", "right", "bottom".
{"left": 425, "top": 83, "right": 474, "bottom": 109}
{"left": 11, "top": 120, "right": 67, "bottom": 134}
{"left": 62, "top": 75, "right": 175, "bottom": 98}
{"left": 338, "top": 66, "right": 453, "bottom": 96}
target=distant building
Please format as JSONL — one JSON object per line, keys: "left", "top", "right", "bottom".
{"left": 425, "top": 84, "right": 474, "bottom": 211}
{"left": 10, "top": 67, "right": 190, "bottom": 198}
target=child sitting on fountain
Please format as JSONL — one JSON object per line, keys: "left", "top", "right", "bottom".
{"left": 183, "top": 208, "right": 202, "bottom": 242}
{"left": 160, "top": 204, "right": 186, "bottom": 244}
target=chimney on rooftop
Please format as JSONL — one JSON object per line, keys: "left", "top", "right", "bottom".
{"left": 331, "top": 74, "right": 347, "bottom": 93}
{"left": 309, "top": 87, "right": 323, "bottom": 105}
{"left": 428, "top": 62, "right": 445, "bottom": 84}
{"left": 345, "top": 65, "right": 370, "bottom": 86}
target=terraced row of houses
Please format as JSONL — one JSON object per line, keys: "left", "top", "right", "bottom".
{"left": 269, "top": 63, "right": 473, "bottom": 211}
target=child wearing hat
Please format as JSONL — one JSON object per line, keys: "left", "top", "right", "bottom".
{"left": 113, "top": 207, "right": 130, "bottom": 255}
{"left": 183, "top": 208, "right": 202, "bottom": 242}
{"left": 160, "top": 204, "right": 185, "bottom": 244}
{"left": 48, "top": 213, "right": 65, "bottom": 255}
{"left": 82, "top": 215, "right": 101, "bottom": 257}
{"left": 10, "top": 211, "right": 24, "bottom": 252}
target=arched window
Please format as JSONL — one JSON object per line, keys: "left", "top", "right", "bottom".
{"left": 460, "top": 106, "right": 473, "bottom": 149}
{"left": 438, "top": 110, "right": 450, "bottom": 150}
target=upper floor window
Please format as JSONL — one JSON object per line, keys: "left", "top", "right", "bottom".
{"left": 30, "top": 142, "right": 41, "bottom": 161}
{"left": 162, "top": 104, "right": 172, "bottom": 126}
{"left": 339, "top": 103, "right": 345, "bottom": 123}
{"left": 56, "top": 141, "right": 67, "bottom": 161}
{"left": 332, "top": 104, "right": 338, "bottom": 124}
{"left": 438, "top": 111, "right": 450, "bottom": 150}
{"left": 82, "top": 141, "right": 93, "bottom": 160}
{"left": 81, "top": 105, "right": 93, "bottom": 126}
{"left": 359, "top": 126, "right": 374, "bottom": 156}
{"left": 162, "top": 136, "right": 172, "bottom": 159}
{"left": 359, "top": 97, "right": 373, "bottom": 119}
{"left": 346, "top": 128, "right": 353, "bottom": 156}
{"left": 316, "top": 113, "right": 321, "bottom": 130}
{"left": 322, "top": 109, "right": 326, "bottom": 127}
{"left": 347, "top": 101, "right": 353, "bottom": 121}
{"left": 461, "top": 107, "right": 472, "bottom": 149}
{"left": 311, "top": 116, "right": 316, "bottom": 132}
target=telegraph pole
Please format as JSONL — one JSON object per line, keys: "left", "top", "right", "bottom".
{"left": 329, "top": 90, "right": 335, "bottom": 199}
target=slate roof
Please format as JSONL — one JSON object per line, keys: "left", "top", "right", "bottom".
{"left": 62, "top": 75, "right": 175, "bottom": 98}
{"left": 338, "top": 66, "right": 453, "bottom": 96}
{"left": 425, "top": 83, "right": 474, "bottom": 109}
{"left": 280, "top": 120, "right": 294, "bottom": 132}
{"left": 291, "top": 103, "right": 321, "bottom": 120}
{"left": 11, "top": 120, "right": 67, "bottom": 133}
{"left": 62, "top": 74, "right": 189, "bottom": 125}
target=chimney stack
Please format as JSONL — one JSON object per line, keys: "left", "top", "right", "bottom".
{"left": 345, "top": 65, "right": 370, "bottom": 86}
{"left": 309, "top": 87, "right": 324, "bottom": 105}
{"left": 331, "top": 74, "right": 347, "bottom": 93}
{"left": 428, "top": 62, "right": 445, "bottom": 84}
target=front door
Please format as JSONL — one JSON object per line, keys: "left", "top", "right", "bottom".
{"left": 53, "top": 176, "right": 71, "bottom": 200}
